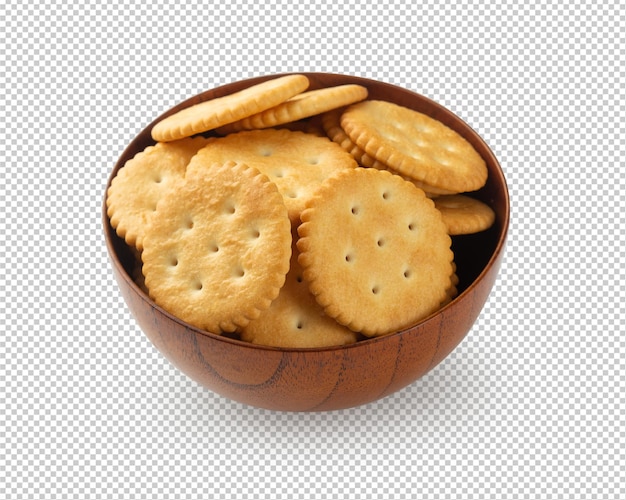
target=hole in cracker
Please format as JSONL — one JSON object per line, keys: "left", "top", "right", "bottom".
{"left": 251, "top": 229, "right": 260, "bottom": 239}
{"left": 306, "top": 157, "right": 319, "bottom": 165}
{"left": 274, "top": 170, "right": 284, "bottom": 178}
{"left": 234, "top": 266, "right": 245, "bottom": 278}
{"left": 408, "top": 222, "right": 416, "bottom": 231}
{"left": 154, "top": 175, "right": 163, "bottom": 184}
{"left": 296, "top": 320, "right": 304, "bottom": 330}
{"left": 193, "top": 281, "right": 203, "bottom": 291}
{"left": 382, "top": 191, "right": 390, "bottom": 200}
{"left": 377, "top": 238, "right": 385, "bottom": 247}
{"left": 260, "top": 148, "right": 273, "bottom": 157}
{"left": 351, "top": 206, "right": 360, "bottom": 215}
{"left": 224, "top": 202, "right": 236, "bottom": 215}
{"left": 371, "top": 285, "right": 380, "bottom": 295}
{"left": 209, "top": 243, "right": 219, "bottom": 253}
{"left": 185, "top": 218, "right": 194, "bottom": 229}
{"left": 403, "top": 268, "right": 412, "bottom": 278}
{"left": 286, "top": 191, "right": 298, "bottom": 199}
{"left": 345, "top": 253, "right": 354, "bottom": 263}
{"left": 169, "top": 256, "right": 178, "bottom": 267}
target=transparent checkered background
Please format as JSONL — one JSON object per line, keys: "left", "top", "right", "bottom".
{"left": 2, "top": 0, "right": 625, "bottom": 498}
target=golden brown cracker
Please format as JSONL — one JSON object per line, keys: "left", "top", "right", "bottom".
{"left": 151, "top": 74, "right": 310, "bottom": 142}
{"left": 297, "top": 167, "right": 454, "bottom": 337}
{"left": 340, "top": 100, "right": 488, "bottom": 193}
{"left": 106, "top": 136, "right": 211, "bottom": 251}
{"left": 434, "top": 194, "right": 496, "bottom": 235}
{"left": 321, "top": 108, "right": 455, "bottom": 197}
{"left": 216, "top": 84, "right": 368, "bottom": 135}
{"left": 241, "top": 235, "right": 359, "bottom": 348}
{"left": 186, "top": 129, "right": 358, "bottom": 224}
{"left": 141, "top": 161, "right": 292, "bottom": 333}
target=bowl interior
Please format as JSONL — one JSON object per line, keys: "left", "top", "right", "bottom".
{"left": 104, "top": 72, "right": 509, "bottom": 348}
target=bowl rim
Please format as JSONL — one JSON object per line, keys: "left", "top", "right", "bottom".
{"left": 103, "top": 72, "right": 510, "bottom": 353}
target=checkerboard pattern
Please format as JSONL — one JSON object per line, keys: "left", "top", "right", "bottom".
{"left": 2, "top": 0, "right": 625, "bottom": 498}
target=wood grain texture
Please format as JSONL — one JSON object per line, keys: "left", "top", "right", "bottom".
{"left": 103, "top": 73, "right": 510, "bottom": 411}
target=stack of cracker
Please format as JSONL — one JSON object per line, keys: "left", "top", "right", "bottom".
{"left": 107, "top": 74, "right": 495, "bottom": 348}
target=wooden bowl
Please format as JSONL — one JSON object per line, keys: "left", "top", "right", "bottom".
{"left": 103, "top": 73, "right": 509, "bottom": 411}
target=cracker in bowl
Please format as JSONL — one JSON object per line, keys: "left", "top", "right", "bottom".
{"left": 340, "top": 100, "right": 488, "bottom": 194}
{"left": 141, "top": 161, "right": 292, "bottom": 333}
{"left": 106, "top": 136, "right": 211, "bottom": 251}
{"left": 297, "top": 167, "right": 455, "bottom": 337}
{"left": 216, "top": 84, "right": 368, "bottom": 135}
{"left": 151, "top": 74, "right": 310, "bottom": 142}
{"left": 434, "top": 194, "right": 496, "bottom": 235}
{"left": 321, "top": 107, "right": 455, "bottom": 197}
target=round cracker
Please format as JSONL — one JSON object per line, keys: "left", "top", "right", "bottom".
{"left": 241, "top": 236, "right": 358, "bottom": 348}
{"left": 186, "top": 129, "right": 358, "bottom": 224}
{"left": 216, "top": 84, "right": 368, "bottom": 135}
{"left": 151, "top": 74, "right": 310, "bottom": 142}
{"left": 433, "top": 194, "right": 496, "bottom": 235}
{"left": 321, "top": 108, "right": 455, "bottom": 197}
{"left": 106, "top": 136, "right": 211, "bottom": 251}
{"left": 340, "top": 100, "right": 488, "bottom": 193}
{"left": 141, "top": 161, "right": 291, "bottom": 333}
{"left": 297, "top": 168, "right": 454, "bottom": 337}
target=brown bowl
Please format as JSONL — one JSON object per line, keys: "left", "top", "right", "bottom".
{"left": 103, "top": 73, "right": 509, "bottom": 412}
